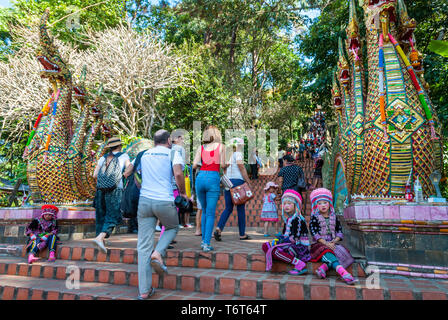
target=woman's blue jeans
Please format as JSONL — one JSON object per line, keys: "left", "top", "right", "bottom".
{"left": 195, "top": 170, "right": 221, "bottom": 246}
{"left": 217, "top": 178, "right": 246, "bottom": 237}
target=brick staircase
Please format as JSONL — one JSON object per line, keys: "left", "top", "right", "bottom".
{"left": 0, "top": 159, "right": 368, "bottom": 301}
{"left": 0, "top": 230, "right": 367, "bottom": 300}
{"left": 2, "top": 159, "right": 447, "bottom": 300}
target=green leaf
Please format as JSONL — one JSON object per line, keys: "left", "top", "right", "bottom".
{"left": 428, "top": 40, "right": 448, "bottom": 58}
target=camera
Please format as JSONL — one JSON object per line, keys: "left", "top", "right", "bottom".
{"left": 174, "top": 195, "right": 193, "bottom": 213}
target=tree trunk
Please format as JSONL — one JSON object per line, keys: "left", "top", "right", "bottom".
{"left": 229, "top": 25, "right": 238, "bottom": 67}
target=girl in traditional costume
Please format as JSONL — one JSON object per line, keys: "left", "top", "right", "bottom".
{"left": 262, "top": 189, "right": 310, "bottom": 275}
{"left": 308, "top": 188, "right": 356, "bottom": 284}
{"left": 25, "top": 204, "right": 59, "bottom": 264}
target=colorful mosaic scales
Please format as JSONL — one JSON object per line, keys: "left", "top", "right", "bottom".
{"left": 23, "top": 9, "right": 107, "bottom": 204}
{"left": 330, "top": 0, "right": 443, "bottom": 199}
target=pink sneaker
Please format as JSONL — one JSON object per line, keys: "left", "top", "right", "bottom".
{"left": 48, "top": 251, "right": 56, "bottom": 262}
{"left": 316, "top": 263, "right": 328, "bottom": 279}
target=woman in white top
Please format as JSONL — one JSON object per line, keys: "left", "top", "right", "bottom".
{"left": 214, "top": 138, "right": 252, "bottom": 241}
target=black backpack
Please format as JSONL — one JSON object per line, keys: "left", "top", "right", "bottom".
{"left": 120, "top": 150, "right": 146, "bottom": 218}
{"left": 97, "top": 152, "right": 124, "bottom": 192}
{"left": 296, "top": 166, "right": 307, "bottom": 191}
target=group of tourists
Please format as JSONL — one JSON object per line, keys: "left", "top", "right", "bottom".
{"left": 23, "top": 122, "right": 355, "bottom": 300}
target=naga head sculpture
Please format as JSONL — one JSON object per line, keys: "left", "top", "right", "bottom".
{"left": 365, "top": 0, "right": 396, "bottom": 10}
{"left": 331, "top": 70, "right": 343, "bottom": 111}
{"left": 397, "top": 0, "right": 416, "bottom": 45}
{"left": 346, "top": 0, "right": 361, "bottom": 68}
{"left": 36, "top": 8, "right": 71, "bottom": 83}
{"left": 101, "top": 122, "right": 113, "bottom": 138}
{"left": 90, "top": 97, "right": 102, "bottom": 119}
{"left": 363, "top": 0, "right": 397, "bottom": 37}
{"left": 73, "top": 65, "right": 88, "bottom": 104}
{"left": 337, "top": 37, "right": 350, "bottom": 87}
{"left": 73, "top": 83, "right": 87, "bottom": 103}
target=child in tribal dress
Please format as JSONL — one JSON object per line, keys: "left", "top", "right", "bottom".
{"left": 262, "top": 189, "right": 311, "bottom": 275}
{"left": 261, "top": 181, "right": 279, "bottom": 237}
{"left": 308, "top": 188, "right": 356, "bottom": 284}
{"left": 25, "top": 204, "right": 59, "bottom": 264}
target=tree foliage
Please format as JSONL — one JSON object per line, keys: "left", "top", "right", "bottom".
{"left": 0, "top": 0, "right": 446, "bottom": 188}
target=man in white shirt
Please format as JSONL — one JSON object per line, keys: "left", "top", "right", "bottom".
{"left": 124, "top": 129, "right": 186, "bottom": 299}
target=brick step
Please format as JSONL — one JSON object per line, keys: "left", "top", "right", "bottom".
{"left": 3, "top": 270, "right": 445, "bottom": 300}
{"left": 0, "top": 274, "right": 239, "bottom": 300}
{"left": 15, "top": 244, "right": 366, "bottom": 277}
{"left": 0, "top": 257, "right": 364, "bottom": 299}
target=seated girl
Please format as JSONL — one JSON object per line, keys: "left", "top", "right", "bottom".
{"left": 25, "top": 205, "right": 59, "bottom": 264}
{"left": 262, "top": 189, "right": 310, "bottom": 275}
{"left": 308, "top": 188, "right": 356, "bottom": 284}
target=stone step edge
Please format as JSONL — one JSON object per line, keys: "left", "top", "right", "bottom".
{"left": 1, "top": 255, "right": 363, "bottom": 282}
{"left": 4, "top": 243, "right": 367, "bottom": 277}
{"left": 366, "top": 262, "right": 448, "bottom": 279}
{"left": 0, "top": 274, "right": 238, "bottom": 301}
{"left": 0, "top": 261, "right": 371, "bottom": 300}
{"left": 3, "top": 264, "right": 445, "bottom": 300}
{"left": 19, "top": 245, "right": 366, "bottom": 276}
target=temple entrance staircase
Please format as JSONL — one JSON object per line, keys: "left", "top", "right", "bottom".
{"left": 1, "top": 160, "right": 446, "bottom": 300}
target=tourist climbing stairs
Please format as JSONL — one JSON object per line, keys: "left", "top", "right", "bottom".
{"left": 215, "top": 159, "right": 316, "bottom": 228}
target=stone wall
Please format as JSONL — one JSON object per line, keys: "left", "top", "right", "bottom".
{"left": 0, "top": 207, "right": 129, "bottom": 244}
{"left": 342, "top": 202, "right": 448, "bottom": 267}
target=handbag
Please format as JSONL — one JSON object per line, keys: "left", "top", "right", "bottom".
{"left": 184, "top": 166, "right": 192, "bottom": 198}
{"left": 220, "top": 173, "right": 234, "bottom": 190}
{"left": 230, "top": 182, "right": 254, "bottom": 205}
{"left": 296, "top": 168, "right": 307, "bottom": 190}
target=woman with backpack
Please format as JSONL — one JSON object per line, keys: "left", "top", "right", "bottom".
{"left": 92, "top": 137, "right": 131, "bottom": 253}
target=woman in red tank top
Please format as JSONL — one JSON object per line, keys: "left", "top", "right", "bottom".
{"left": 200, "top": 145, "right": 221, "bottom": 171}
{"left": 193, "top": 126, "right": 227, "bottom": 252}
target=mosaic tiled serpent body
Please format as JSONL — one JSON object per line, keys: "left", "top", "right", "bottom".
{"left": 24, "top": 9, "right": 103, "bottom": 204}
{"left": 331, "top": 0, "right": 443, "bottom": 198}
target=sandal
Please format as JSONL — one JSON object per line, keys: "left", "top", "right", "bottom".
{"left": 138, "top": 287, "right": 155, "bottom": 300}
{"left": 93, "top": 239, "right": 107, "bottom": 254}
{"left": 150, "top": 259, "right": 168, "bottom": 276}
{"left": 289, "top": 268, "right": 308, "bottom": 276}
{"left": 342, "top": 274, "right": 357, "bottom": 285}
{"left": 316, "top": 268, "right": 327, "bottom": 279}
{"left": 214, "top": 230, "right": 222, "bottom": 241}
{"left": 239, "top": 235, "right": 251, "bottom": 240}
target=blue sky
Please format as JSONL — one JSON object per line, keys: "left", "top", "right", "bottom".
{"left": 0, "top": 0, "right": 11, "bottom": 8}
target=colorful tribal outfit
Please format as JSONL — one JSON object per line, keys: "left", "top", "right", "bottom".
{"left": 25, "top": 205, "right": 59, "bottom": 264}
{"left": 262, "top": 189, "right": 310, "bottom": 275}
{"left": 308, "top": 188, "right": 356, "bottom": 284}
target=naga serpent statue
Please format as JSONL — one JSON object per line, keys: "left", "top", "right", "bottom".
{"left": 331, "top": 0, "right": 443, "bottom": 199}
{"left": 23, "top": 9, "right": 107, "bottom": 204}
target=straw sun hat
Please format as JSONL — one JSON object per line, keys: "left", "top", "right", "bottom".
{"left": 105, "top": 137, "right": 122, "bottom": 148}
